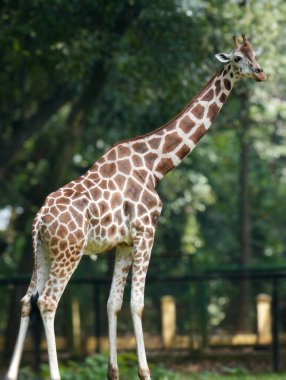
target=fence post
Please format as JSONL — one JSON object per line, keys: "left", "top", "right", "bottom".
{"left": 71, "top": 297, "right": 81, "bottom": 356}
{"left": 272, "top": 277, "right": 280, "bottom": 372}
{"left": 256, "top": 293, "right": 272, "bottom": 345}
{"left": 198, "top": 280, "right": 208, "bottom": 349}
{"left": 161, "top": 296, "right": 176, "bottom": 348}
{"left": 94, "top": 283, "right": 101, "bottom": 353}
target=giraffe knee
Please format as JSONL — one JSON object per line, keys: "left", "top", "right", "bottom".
{"left": 37, "top": 294, "right": 57, "bottom": 314}
{"left": 107, "top": 298, "right": 122, "bottom": 316}
{"left": 131, "top": 300, "right": 144, "bottom": 318}
{"left": 21, "top": 295, "right": 31, "bottom": 317}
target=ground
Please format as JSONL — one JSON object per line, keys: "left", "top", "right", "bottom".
{"left": 2, "top": 348, "right": 284, "bottom": 380}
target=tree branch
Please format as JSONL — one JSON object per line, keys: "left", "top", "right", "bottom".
{"left": 0, "top": 86, "right": 71, "bottom": 179}
{"left": 0, "top": 1, "right": 142, "bottom": 181}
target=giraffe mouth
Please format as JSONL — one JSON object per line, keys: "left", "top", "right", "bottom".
{"left": 253, "top": 71, "right": 267, "bottom": 82}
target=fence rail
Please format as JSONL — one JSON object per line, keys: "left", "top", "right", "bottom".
{"left": 1, "top": 267, "right": 286, "bottom": 372}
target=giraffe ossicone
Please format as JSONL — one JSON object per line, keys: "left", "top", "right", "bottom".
{"left": 6, "top": 35, "right": 266, "bottom": 380}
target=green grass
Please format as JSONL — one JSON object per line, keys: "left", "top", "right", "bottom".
{"left": 189, "top": 375, "right": 286, "bottom": 380}
{"left": 191, "top": 373, "right": 286, "bottom": 380}
{"left": 18, "top": 353, "right": 286, "bottom": 380}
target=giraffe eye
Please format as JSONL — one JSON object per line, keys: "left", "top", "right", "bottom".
{"left": 234, "top": 56, "right": 242, "bottom": 63}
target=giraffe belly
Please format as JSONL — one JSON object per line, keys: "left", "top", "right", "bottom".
{"left": 85, "top": 226, "right": 132, "bottom": 255}
{"left": 85, "top": 238, "right": 117, "bottom": 255}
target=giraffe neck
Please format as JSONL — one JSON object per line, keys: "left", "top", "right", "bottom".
{"left": 132, "top": 63, "right": 239, "bottom": 183}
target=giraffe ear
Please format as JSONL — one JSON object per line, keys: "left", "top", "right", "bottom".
{"left": 215, "top": 53, "right": 231, "bottom": 63}
{"left": 254, "top": 47, "right": 262, "bottom": 57}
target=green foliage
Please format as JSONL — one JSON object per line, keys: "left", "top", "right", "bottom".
{"left": 18, "top": 353, "right": 184, "bottom": 380}
{"left": 1, "top": 0, "right": 286, "bottom": 344}
{"left": 2, "top": 0, "right": 286, "bottom": 268}
{"left": 17, "top": 354, "right": 286, "bottom": 380}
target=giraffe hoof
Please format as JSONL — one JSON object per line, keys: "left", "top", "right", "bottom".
{"left": 138, "top": 367, "right": 151, "bottom": 380}
{"left": 107, "top": 361, "right": 119, "bottom": 380}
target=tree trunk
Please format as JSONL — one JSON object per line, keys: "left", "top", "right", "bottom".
{"left": 237, "top": 93, "right": 252, "bottom": 332}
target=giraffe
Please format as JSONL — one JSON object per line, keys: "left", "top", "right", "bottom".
{"left": 6, "top": 35, "right": 266, "bottom": 380}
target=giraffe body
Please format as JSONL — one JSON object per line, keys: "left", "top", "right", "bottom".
{"left": 6, "top": 36, "right": 266, "bottom": 380}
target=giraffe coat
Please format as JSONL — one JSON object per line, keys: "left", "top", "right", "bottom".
{"left": 6, "top": 35, "right": 266, "bottom": 380}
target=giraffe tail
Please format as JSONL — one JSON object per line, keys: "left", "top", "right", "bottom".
{"left": 25, "top": 212, "right": 48, "bottom": 305}
{"left": 30, "top": 291, "right": 40, "bottom": 312}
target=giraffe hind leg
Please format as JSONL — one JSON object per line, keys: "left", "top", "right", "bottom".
{"left": 5, "top": 276, "right": 39, "bottom": 380}
{"left": 36, "top": 239, "right": 86, "bottom": 380}
{"left": 5, "top": 314, "right": 30, "bottom": 380}
{"left": 37, "top": 265, "right": 82, "bottom": 380}
{"left": 6, "top": 239, "right": 50, "bottom": 380}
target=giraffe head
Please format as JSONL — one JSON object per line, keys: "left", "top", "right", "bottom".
{"left": 215, "top": 35, "right": 267, "bottom": 82}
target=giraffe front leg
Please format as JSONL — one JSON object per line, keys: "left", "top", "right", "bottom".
{"left": 131, "top": 229, "right": 154, "bottom": 380}
{"left": 107, "top": 246, "right": 132, "bottom": 380}
{"left": 6, "top": 240, "right": 52, "bottom": 380}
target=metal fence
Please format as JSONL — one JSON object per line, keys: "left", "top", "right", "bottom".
{"left": 1, "top": 266, "right": 286, "bottom": 373}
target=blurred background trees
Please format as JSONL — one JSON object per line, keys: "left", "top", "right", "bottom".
{"left": 1, "top": 0, "right": 286, "bottom": 347}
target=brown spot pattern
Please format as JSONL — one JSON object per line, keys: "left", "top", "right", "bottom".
{"left": 179, "top": 115, "right": 196, "bottom": 134}
{"left": 133, "top": 142, "right": 148, "bottom": 154}
{"left": 202, "top": 89, "right": 214, "bottom": 102}
{"left": 191, "top": 124, "right": 207, "bottom": 144}
{"left": 220, "top": 93, "right": 227, "bottom": 103}
{"left": 117, "top": 159, "right": 131, "bottom": 175}
{"left": 144, "top": 153, "right": 158, "bottom": 169}
{"left": 175, "top": 144, "right": 191, "bottom": 159}
{"left": 107, "top": 149, "right": 116, "bottom": 161}
{"left": 126, "top": 178, "right": 141, "bottom": 202}
{"left": 117, "top": 145, "right": 130, "bottom": 158}
{"left": 192, "top": 103, "right": 205, "bottom": 119}
{"left": 99, "top": 163, "right": 116, "bottom": 178}
{"left": 133, "top": 155, "right": 143, "bottom": 167}
{"left": 207, "top": 103, "right": 220, "bottom": 122}
{"left": 110, "top": 192, "right": 123, "bottom": 208}
{"left": 215, "top": 80, "right": 221, "bottom": 96}
{"left": 162, "top": 133, "right": 183, "bottom": 154}
{"left": 156, "top": 157, "right": 174, "bottom": 175}
{"left": 149, "top": 137, "right": 161, "bottom": 149}
{"left": 114, "top": 174, "right": 126, "bottom": 188}
{"left": 224, "top": 78, "right": 231, "bottom": 91}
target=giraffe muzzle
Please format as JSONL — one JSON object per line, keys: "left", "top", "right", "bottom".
{"left": 253, "top": 68, "right": 267, "bottom": 82}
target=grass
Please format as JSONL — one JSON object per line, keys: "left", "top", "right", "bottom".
{"left": 17, "top": 353, "right": 286, "bottom": 380}
{"left": 153, "top": 374, "right": 286, "bottom": 380}
{"left": 189, "top": 375, "right": 286, "bottom": 380}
